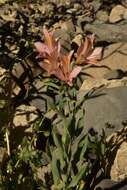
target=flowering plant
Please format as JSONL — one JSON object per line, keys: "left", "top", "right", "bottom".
{"left": 35, "top": 28, "right": 102, "bottom": 86}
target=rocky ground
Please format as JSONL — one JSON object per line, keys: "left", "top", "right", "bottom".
{"left": 1, "top": 0, "right": 127, "bottom": 189}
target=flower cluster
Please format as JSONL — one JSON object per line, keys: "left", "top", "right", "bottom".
{"left": 34, "top": 28, "right": 102, "bottom": 86}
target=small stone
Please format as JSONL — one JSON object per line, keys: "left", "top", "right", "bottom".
{"left": 12, "top": 85, "right": 21, "bottom": 96}
{"left": 37, "top": 164, "right": 51, "bottom": 182}
{"left": 13, "top": 105, "right": 38, "bottom": 127}
{"left": 110, "top": 141, "right": 127, "bottom": 181}
{"left": 12, "top": 63, "right": 24, "bottom": 78}
{"left": 0, "top": 0, "right": 8, "bottom": 4}
{"left": 73, "top": 3, "right": 82, "bottom": 10}
{"left": 109, "top": 5, "right": 125, "bottom": 23}
{"left": 0, "top": 11, "right": 16, "bottom": 22}
{"left": 72, "top": 34, "right": 82, "bottom": 47}
{"left": 96, "top": 10, "right": 109, "bottom": 23}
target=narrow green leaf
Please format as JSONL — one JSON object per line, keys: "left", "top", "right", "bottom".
{"left": 80, "top": 136, "right": 89, "bottom": 160}
{"left": 51, "top": 151, "right": 61, "bottom": 186}
{"left": 68, "top": 163, "right": 88, "bottom": 188}
{"left": 52, "top": 127, "right": 65, "bottom": 168}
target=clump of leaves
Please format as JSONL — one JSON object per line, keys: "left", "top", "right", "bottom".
{"left": 44, "top": 91, "right": 108, "bottom": 190}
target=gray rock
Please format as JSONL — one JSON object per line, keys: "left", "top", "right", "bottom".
{"left": 29, "top": 79, "right": 54, "bottom": 113}
{"left": 90, "top": 1, "right": 101, "bottom": 13}
{"left": 95, "top": 179, "right": 127, "bottom": 190}
{"left": 95, "top": 179, "right": 117, "bottom": 190}
{"left": 84, "top": 23, "right": 127, "bottom": 42}
{"left": 96, "top": 10, "right": 109, "bottom": 23}
{"left": 82, "top": 86, "right": 127, "bottom": 136}
{"left": 53, "top": 28, "right": 72, "bottom": 53}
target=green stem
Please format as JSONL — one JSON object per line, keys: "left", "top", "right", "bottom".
{"left": 5, "top": 128, "right": 10, "bottom": 156}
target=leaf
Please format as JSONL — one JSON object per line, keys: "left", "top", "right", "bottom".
{"left": 62, "top": 117, "right": 72, "bottom": 160}
{"left": 68, "top": 163, "right": 88, "bottom": 188}
{"left": 80, "top": 136, "right": 89, "bottom": 160}
{"left": 52, "top": 127, "right": 65, "bottom": 168}
{"left": 75, "top": 109, "right": 85, "bottom": 129}
{"left": 51, "top": 151, "right": 61, "bottom": 186}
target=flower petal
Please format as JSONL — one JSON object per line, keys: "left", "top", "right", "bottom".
{"left": 60, "top": 50, "right": 74, "bottom": 75}
{"left": 43, "top": 28, "right": 54, "bottom": 49}
{"left": 76, "top": 38, "right": 89, "bottom": 64}
{"left": 54, "top": 67, "right": 65, "bottom": 81}
{"left": 34, "top": 42, "right": 50, "bottom": 55}
{"left": 87, "top": 47, "right": 102, "bottom": 60}
{"left": 69, "top": 66, "right": 82, "bottom": 82}
{"left": 76, "top": 35, "right": 95, "bottom": 65}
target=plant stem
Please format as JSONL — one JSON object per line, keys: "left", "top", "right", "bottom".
{"left": 5, "top": 128, "right": 10, "bottom": 156}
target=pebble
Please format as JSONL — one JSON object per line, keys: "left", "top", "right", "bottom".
{"left": 109, "top": 5, "right": 125, "bottom": 23}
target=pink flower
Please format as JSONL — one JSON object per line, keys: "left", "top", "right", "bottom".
{"left": 54, "top": 51, "right": 81, "bottom": 86}
{"left": 34, "top": 29, "right": 102, "bottom": 86}
{"left": 76, "top": 34, "right": 102, "bottom": 65}
{"left": 34, "top": 28, "right": 61, "bottom": 75}
{"left": 35, "top": 28, "right": 60, "bottom": 57}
